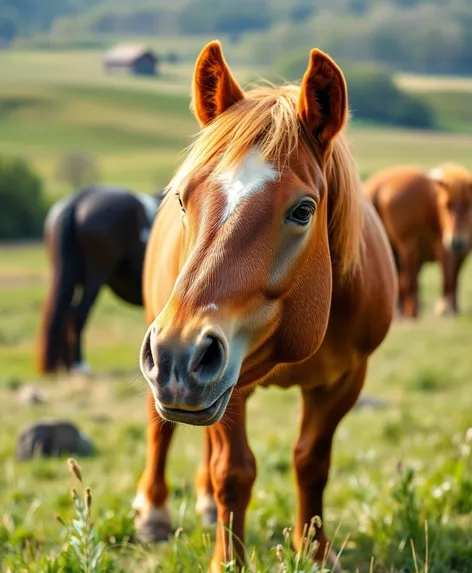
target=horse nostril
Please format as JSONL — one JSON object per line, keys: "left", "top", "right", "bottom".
{"left": 140, "top": 327, "right": 156, "bottom": 375}
{"left": 191, "top": 335, "right": 226, "bottom": 384}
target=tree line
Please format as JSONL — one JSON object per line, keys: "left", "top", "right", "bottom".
{"left": 2, "top": 0, "right": 472, "bottom": 75}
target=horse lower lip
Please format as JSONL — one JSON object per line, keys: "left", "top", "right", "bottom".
{"left": 160, "top": 402, "right": 217, "bottom": 418}
{"left": 157, "top": 387, "right": 232, "bottom": 424}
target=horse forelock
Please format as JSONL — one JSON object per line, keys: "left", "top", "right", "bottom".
{"left": 166, "top": 82, "right": 364, "bottom": 278}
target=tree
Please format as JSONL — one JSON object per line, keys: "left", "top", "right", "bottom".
{"left": 0, "top": 7, "right": 19, "bottom": 44}
{"left": 0, "top": 155, "right": 48, "bottom": 239}
{"left": 56, "top": 152, "right": 100, "bottom": 191}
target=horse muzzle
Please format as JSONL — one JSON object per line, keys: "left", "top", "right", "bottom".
{"left": 140, "top": 324, "right": 239, "bottom": 425}
{"left": 444, "top": 234, "right": 469, "bottom": 255}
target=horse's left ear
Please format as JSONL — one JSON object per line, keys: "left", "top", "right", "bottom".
{"left": 192, "top": 40, "right": 244, "bottom": 127}
{"left": 298, "top": 49, "right": 348, "bottom": 150}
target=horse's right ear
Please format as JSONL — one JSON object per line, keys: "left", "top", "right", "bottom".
{"left": 192, "top": 40, "right": 244, "bottom": 127}
{"left": 298, "top": 49, "right": 348, "bottom": 151}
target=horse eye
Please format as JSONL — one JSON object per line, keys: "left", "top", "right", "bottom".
{"left": 176, "top": 193, "right": 186, "bottom": 215}
{"left": 286, "top": 200, "right": 316, "bottom": 226}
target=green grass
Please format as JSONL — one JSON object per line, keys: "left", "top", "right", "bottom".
{"left": 0, "top": 245, "right": 472, "bottom": 572}
{"left": 1, "top": 49, "right": 472, "bottom": 571}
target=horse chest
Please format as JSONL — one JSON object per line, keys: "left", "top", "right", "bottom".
{"left": 258, "top": 345, "right": 359, "bottom": 390}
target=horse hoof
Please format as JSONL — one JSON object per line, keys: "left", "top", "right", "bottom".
{"left": 70, "top": 361, "right": 92, "bottom": 376}
{"left": 133, "top": 494, "right": 173, "bottom": 543}
{"left": 135, "top": 514, "right": 173, "bottom": 543}
{"left": 202, "top": 507, "right": 218, "bottom": 527}
{"left": 195, "top": 490, "right": 217, "bottom": 526}
{"left": 434, "top": 298, "right": 455, "bottom": 317}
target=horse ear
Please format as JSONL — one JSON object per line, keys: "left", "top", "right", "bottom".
{"left": 192, "top": 40, "right": 244, "bottom": 127}
{"left": 298, "top": 49, "right": 348, "bottom": 150}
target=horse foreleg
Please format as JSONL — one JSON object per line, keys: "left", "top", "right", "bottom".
{"left": 450, "top": 254, "right": 467, "bottom": 313}
{"left": 208, "top": 394, "right": 256, "bottom": 572}
{"left": 134, "top": 393, "right": 175, "bottom": 542}
{"left": 293, "top": 361, "right": 367, "bottom": 573}
{"left": 195, "top": 427, "right": 217, "bottom": 526}
{"left": 398, "top": 247, "right": 420, "bottom": 318}
{"left": 436, "top": 251, "right": 466, "bottom": 316}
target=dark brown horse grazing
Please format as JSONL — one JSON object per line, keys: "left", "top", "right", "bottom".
{"left": 134, "top": 41, "right": 397, "bottom": 571}
{"left": 38, "top": 185, "right": 162, "bottom": 374}
{"left": 364, "top": 163, "right": 472, "bottom": 318}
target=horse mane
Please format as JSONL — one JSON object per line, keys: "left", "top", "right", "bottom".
{"left": 167, "top": 82, "right": 364, "bottom": 278}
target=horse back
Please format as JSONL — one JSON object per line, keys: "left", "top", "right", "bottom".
{"left": 44, "top": 187, "right": 96, "bottom": 238}
{"left": 364, "top": 166, "right": 439, "bottom": 258}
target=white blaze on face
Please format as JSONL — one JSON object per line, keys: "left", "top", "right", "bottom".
{"left": 217, "top": 147, "right": 278, "bottom": 223}
{"left": 427, "top": 167, "right": 445, "bottom": 184}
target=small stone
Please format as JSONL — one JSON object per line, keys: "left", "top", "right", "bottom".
{"left": 15, "top": 420, "right": 96, "bottom": 460}
{"left": 18, "top": 385, "right": 47, "bottom": 406}
{"left": 354, "top": 394, "right": 389, "bottom": 410}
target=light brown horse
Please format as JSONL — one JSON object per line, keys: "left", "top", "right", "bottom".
{"left": 134, "top": 41, "right": 396, "bottom": 571}
{"left": 365, "top": 163, "right": 472, "bottom": 318}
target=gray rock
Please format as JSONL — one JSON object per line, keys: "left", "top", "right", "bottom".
{"left": 16, "top": 420, "right": 95, "bottom": 460}
{"left": 18, "top": 385, "right": 47, "bottom": 406}
{"left": 354, "top": 394, "right": 389, "bottom": 410}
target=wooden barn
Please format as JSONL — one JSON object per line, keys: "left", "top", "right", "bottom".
{"left": 103, "top": 44, "right": 158, "bottom": 76}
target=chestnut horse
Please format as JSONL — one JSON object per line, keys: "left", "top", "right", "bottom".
{"left": 38, "top": 185, "right": 162, "bottom": 374}
{"left": 364, "top": 163, "right": 472, "bottom": 318}
{"left": 134, "top": 41, "right": 396, "bottom": 571}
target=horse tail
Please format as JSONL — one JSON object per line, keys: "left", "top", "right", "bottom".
{"left": 37, "top": 198, "right": 81, "bottom": 374}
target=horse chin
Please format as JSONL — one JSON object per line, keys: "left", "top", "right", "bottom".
{"left": 155, "top": 385, "right": 234, "bottom": 426}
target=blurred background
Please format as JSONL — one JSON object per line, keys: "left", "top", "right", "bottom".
{"left": 1, "top": 1, "right": 472, "bottom": 572}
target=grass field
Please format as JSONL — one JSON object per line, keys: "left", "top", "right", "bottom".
{"left": 1, "top": 247, "right": 472, "bottom": 572}
{"left": 1, "top": 49, "right": 472, "bottom": 572}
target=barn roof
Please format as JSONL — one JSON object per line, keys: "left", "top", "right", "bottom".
{"left": 104, "top": 44, "right": 157, "bottom": 65}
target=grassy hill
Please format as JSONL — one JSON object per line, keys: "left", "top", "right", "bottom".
{"left": 1, "top": 49, "right": 472, "bottom": 202}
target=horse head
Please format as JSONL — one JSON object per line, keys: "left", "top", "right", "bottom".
{"left": 140, "top": 41, "right": 362, "bottom": 425}
{"left": 429, "top": 163, "right": 472, "bottom": 255}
